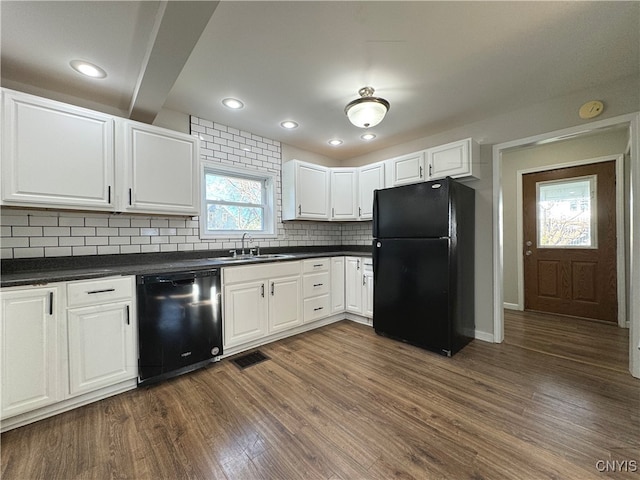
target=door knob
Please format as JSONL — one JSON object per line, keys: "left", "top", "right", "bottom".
{"left": 525, "top": 250, "right": 532, "bottom": 256}
{"left": 525, "top": 241, "right": 532, "bottom": 247}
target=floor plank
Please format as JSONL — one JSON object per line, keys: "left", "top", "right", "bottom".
{"left": 2, "top": 317, "right": 638, "bottom": 480}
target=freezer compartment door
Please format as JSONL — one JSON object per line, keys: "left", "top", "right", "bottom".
{"left": 373, "top": 180, "right": 450, "bottom": 239}
{"left": 373, "top": 238, "right": 451, "bottom": 354}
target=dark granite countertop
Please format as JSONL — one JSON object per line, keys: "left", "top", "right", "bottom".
{"left": 1, "top": 245, "right": 372, "bottom": 287}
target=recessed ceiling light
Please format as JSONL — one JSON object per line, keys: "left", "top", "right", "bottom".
{"left": 69, "top": 60, "right": 107, "bottom": 79}
{"left": 328, "top": 139, "right": 343, "bottom": 146}
{"left": 361, "top": 133, "right": 376, "bottom": 141}
{"left": 222, "top": 98, "right": 244, "bottom": 109}
{"left": 280, "top": 121, "right": 299, "bottom": 129}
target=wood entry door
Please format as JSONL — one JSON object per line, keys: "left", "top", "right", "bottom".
{"left": 522, "top": 161, "right": 617, "bottom": 322}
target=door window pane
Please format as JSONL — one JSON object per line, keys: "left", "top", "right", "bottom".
{"left": 536, "top": 175, "right": 596, "bottom": 248}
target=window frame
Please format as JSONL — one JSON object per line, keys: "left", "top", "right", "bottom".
{"left": 535, "top": 174, "right": 598, "bottom": 249}
{"left": 199, "top": 161, "right": 277, "bottom": 239}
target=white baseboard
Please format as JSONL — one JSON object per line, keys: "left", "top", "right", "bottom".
{"left": 474, "top": 330, "right": 494, "bottom": 343}
{"left": 503, "top": 302, "right": 520, "bottom": 311}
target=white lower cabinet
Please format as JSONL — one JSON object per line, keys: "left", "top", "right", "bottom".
{"left": 330, "top": 256, "right": 345, "bottom": 314}
{"left": 363, "top": 259, "right": 374, "bottom": 319}
{"left": 0, "top": 286, "right": 62, "bottom": 418}
{"left": 345, "top": 256, "right": 364, "bottom": 314}
{"left": 345, "top": 256, "right": 374, "bottom": 319}
{"left": 66, "top": 276, "right": 136, "bottom": 396}
{"left": 223, "top": 261, "right": 303, "bottom": 349}
{"left": 0, "top": 276, "right": 137, "bottom": 432}
{"left": 223, "top": 281, "right": 268, "bottom": 346}
{"left": 269, "top": 275, "right": 304, "bottom": 332}
{"left": 302, "top": 258, "right": 331, "bottom": 323}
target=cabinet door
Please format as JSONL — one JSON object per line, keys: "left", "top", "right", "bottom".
{"left": 363, "top": 269, "right": 374, "bottom": 319}
{"left": 67, "top": 302, "right": 136, "bottom": 396}
{"left": 296, "top": 162, "right": 329, "bottom": 219}
{"left": 1, "top": 287, "right": 61, "bottom": 418}
{"left": 427, "top": 138, "right": 478, "bottom": 180}
{"left": 330, "top": 257, "right": 345, "bottom": 314}
{"left": 1, "top": 89, "right": 114, "bottom": 210}
{"left": 121, "top": 120, "right": 199, "bottom": 215}
{"left": 268, "top": 275, "right": 303, "bottom": 333}
{"left": 224, "top": 281, "right": 267, "bottom": 348}
{"left": 388, "top": 152, "right": 425, "bottom": 187}
{"left": 358, "top": 162, "right": 385, "bottom": 219}
{"left": 345, "top": 257, "right": 363, "bottom": 314}
{"left": 330, "top": 168, "right": 357, "bottom": 220}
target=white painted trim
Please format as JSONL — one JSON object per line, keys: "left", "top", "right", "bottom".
{"left": 475, "top": 330, "right": 494, "bottom": 343}
{"left": 629, "top": 114, "right": 640, "bottom": 378}
{"left": 493, "top": 112, "right": 640, "bottom": 378}
{"left": 503, "top": 302, "right": 520, "bottom": 311}
{"left": 514, "top": 155, "right": 626, "bottom": 327}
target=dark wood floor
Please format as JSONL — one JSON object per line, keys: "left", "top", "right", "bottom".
{"left": 2, "top": 317, "right": 639, "bottom": 479}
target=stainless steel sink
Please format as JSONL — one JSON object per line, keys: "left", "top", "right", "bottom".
{"left": 210, "top": 253, "right": 295, "bottom": 263}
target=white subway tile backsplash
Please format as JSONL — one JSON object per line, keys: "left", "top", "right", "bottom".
{"left": 13, "top": 226, "right": 43, "bottom": 237}
{"left": 14, "top": 247, "right": 44, "bottom": 258}
{"left": 98, "top": 246, "right": 120, "bottom": 255}
{"left": 45, "top": 246, "right": 72, "bottom": 257}
{"left": 71, "top": 227, "right": 96, "bottom": 237}
{"left": 59, "top": 217, "right": 85, "bottom": 227}
{"left": 29, "top": 216, "right": 59, "bottom": 226}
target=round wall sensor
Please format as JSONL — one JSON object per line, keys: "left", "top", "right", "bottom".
{"left": 579, "top": 100, "right": 604, "bottom": 119}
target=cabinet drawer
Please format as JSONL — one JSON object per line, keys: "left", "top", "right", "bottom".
{"left": 303, "top": 295, "right": 330, "bottom": 323}
{"left": 302, "top": 258, "right": 329, "bottom": 273}
{"left": 303, "top": 272, "right": 330, "bottom": 298}
{"left": 223, "top": 260, "right": 301, "bottom": 284}
{"left": 67, "top": 276, "right": 133, "bottom": 307}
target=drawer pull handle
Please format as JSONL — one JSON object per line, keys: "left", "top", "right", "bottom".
{"left": 271, "top": 282, "right": 275, "bottom": 296}
{"left": 313, "top": 264, "right": 323, "bottom": 267}
{"left": 313, "top": 307, "right": 324, "bottom": 311}
{"left": 313, "top": 283, "right": 323, "bottom": 287}
{"left": 126, "top": 305, "right": 130, "bottom": 325}
{"left": 261, "top": 284, "right": 265, "bottom": 297}
{"left": 87, "top": 288, "right": 116, "bottom": 295}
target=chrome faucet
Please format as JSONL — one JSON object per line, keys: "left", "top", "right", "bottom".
{"left": 241, "top": 233, "right": 252, "bottom": 254}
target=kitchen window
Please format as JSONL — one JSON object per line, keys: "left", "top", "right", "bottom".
{"left": 200, "top": 162, "right": 276, "bottom": 238}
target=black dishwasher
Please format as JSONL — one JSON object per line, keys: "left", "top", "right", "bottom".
{"left": 137, "top": 269, "right": 222, "bottom": 386}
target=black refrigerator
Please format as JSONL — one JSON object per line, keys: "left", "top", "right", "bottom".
{"left": 372, "top": 177, "right": 475, "bottom": 356}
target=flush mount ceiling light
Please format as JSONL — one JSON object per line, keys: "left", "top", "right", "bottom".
{"left": 280, "top": 120, "right": 299, "bottom": 129}
{"left": 222, "top": 98, "right": 244, "bottom": 109}
{"left": 345, "top": 86, "right": 390, "bottom": 128}
{"left": 328, "top": 139, "right": 343, "bottom": 146}
{"left": 69, "top": 60, "right": 107, "bottom": 78}
{"left": 361, "top": 133, "right": 376, "bottom": 141}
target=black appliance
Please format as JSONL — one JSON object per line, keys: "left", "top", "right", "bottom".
{"left": 137, "top": 269, "right": 222, "bottom": 385}
{"left": 372, "top": 177, "right": 475, "bottom": 356}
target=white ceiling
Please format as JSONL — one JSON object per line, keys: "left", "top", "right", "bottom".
{"left": 2, "top": 1, "right": 639, "bottom": 160}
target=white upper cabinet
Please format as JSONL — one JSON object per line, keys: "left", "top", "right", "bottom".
{"left": 330, "top": 168, "right": 358, "bottom": 220}
{"left": 426, "top": 137, "right": 480, "bottom": 180}
{"left": 1, "top": 88, "right": 200, "bottom": 216}
{"left": 387, "top": 151, "right": 425, "bottom": 187}
{"left": 1, "top": 89, "right": 115, "bottom": 210}
{"left": 358, "top": 161, "right": 385, "bottom": 220}
{"left": 282, "top": 160, "right": 330, "bottom": 220}
{"left": 119, "top": 120, "right": 199, "bottom": 215}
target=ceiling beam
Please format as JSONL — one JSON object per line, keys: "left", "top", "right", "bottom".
{"left": 128, "top": 1, "right": 219, "bottom": 124}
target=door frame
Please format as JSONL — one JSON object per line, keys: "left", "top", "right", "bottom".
{"left": 515, "top": 155, "right": 625, "bottom": 326}
{"left": 492, "top": 112, "right": 640, "bottom": 378}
